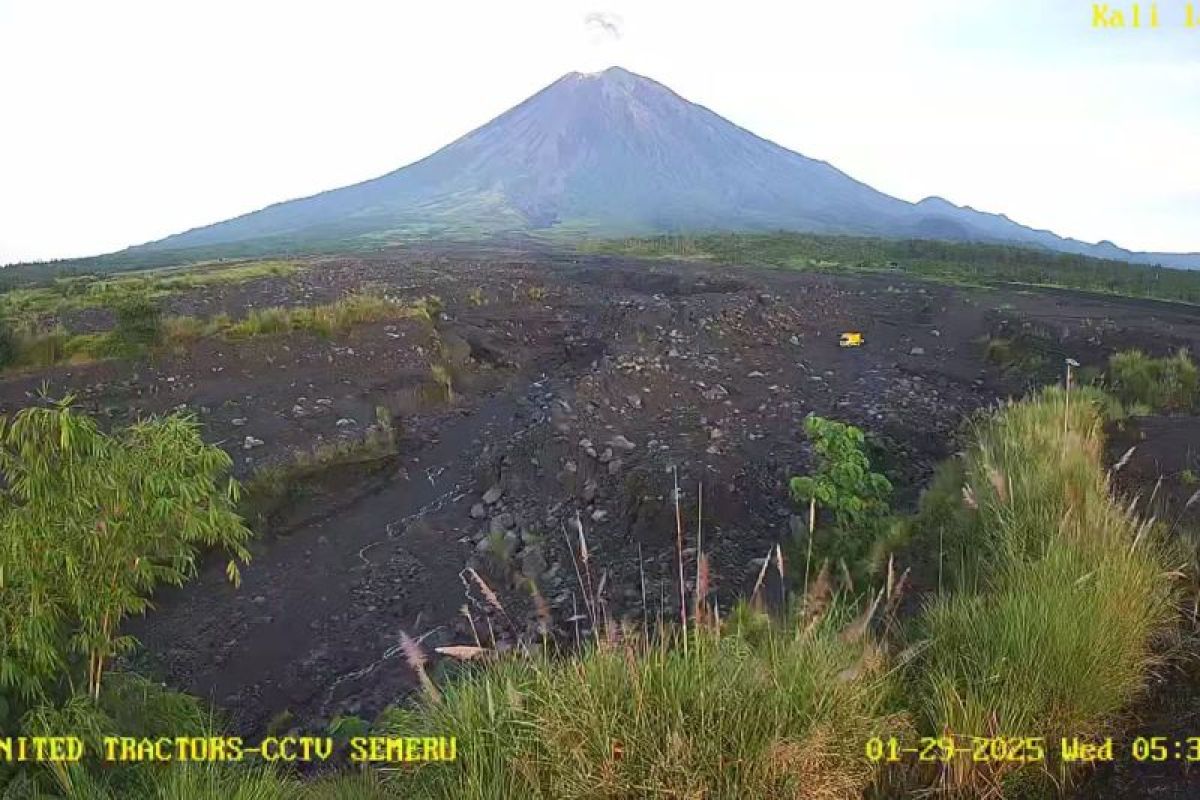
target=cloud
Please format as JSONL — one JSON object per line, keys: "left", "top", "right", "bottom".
{"left": 584, "top": 11, "right": 623, "bottom": 40}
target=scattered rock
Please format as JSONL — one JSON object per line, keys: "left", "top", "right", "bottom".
{"left": 608, "top": 434, "right": 636, "bottom": 451}
{"left": 709, "top": 427, "right": 724, "bottom": 440}
{"left": 625, "top": 394, "right": 643, "bottom": 409}
{"left": 242, "top": 436, "right": 264, "bottom": 450}
{"left": 231, "top": 418, "right": 247, "bottom": 427}
{"left": 591, "top": 509, "right": 609, "bottom": 523}
{"left": 469, "top": 503, "right": 487, "bottom": 520}
{"left": 910, "top": 346, "right": 926, "bottom": 356}
{"left": 489, "top": 513, "right": 515, "bottom": 535}
{"left": 520, "top": 547, "right": 548, "bottom": 580}
{"left": 482, "top": 485, "right": 504, "bottom": 505}
{"left": 607, "top": 458, "right": 623, "bottom": 476}
{"left": 336, "top": 417, "right": 357, "bottom": 427}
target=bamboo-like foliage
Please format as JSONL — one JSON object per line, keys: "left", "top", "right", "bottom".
{"left": 0, "top": 399, "right": 252, "bottom": 705}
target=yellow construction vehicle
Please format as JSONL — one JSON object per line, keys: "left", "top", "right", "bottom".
{"left": 839, "top": 332, "right": 864, "bottom": 348}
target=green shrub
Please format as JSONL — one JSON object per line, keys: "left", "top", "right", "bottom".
{"left": 110, "top": 293, "right": 162, "bottom": 351}
{"left": 161, "top": 314, "right": 208, "bottom": 343}
{"left": 908, "top": 387, "right": 1177, "bottom": 794}
{"left": 1108, "top": 348, "right": 1199, "bottom": 412}
{"left": 0, "top": 402, "right": 252, "bottom": 707}
{"left": 14, "top": 325, "right": 72, "bottom": 368}
{"left": 224, "top": 293, "right": 412, "bottom": 339}
{"left": 412, "top": 295, "right": 443, "bottom": 325}
{"left": 228, "top": 306, "right": 291, "bottom": 338}
{"left": 790, "top": 415, "right": 892, "bottom": 577}
{"left": 983, "top": 334, "right": 1049, "bottom": 377}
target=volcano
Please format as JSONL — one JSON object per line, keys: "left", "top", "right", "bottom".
{"left": 133, "top": 67, "right": 1198, "bottom": 268}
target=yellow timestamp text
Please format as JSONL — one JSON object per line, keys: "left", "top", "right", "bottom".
{"left": 1128, "top": 736, "right": 1200, "bottom": 762}
{"left": 865, "top": 736, "right": 1048, "bottom": 764}
{"left": 0, "top": 735, "right": 457, "bottom": 764}
{"left": 867, "top": 735, "right": 1200, "bottom": 764}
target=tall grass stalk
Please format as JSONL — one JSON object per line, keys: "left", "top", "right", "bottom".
{"left": 374, "top": 600, "right": 904, "bottom": 800}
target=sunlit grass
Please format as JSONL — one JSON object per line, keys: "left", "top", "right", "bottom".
{"left": 220, "top": 293, "right": 427, "bottom": 340}
{"left": 908, "top": 387, "right": 1179, "bottom": 794}
{"left": 1108, "top": 348, "right": 1199, "bottom": 412}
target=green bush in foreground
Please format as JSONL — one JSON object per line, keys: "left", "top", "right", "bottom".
{"left": 790, "top": 415, "right": 892, "bottom": 583}
{"left": 0, "top": 402, "right": 252, "bottom": 708}
{"left": 1108, "top": 348, "right": 1199, "bottom": 412}
{"left": 909, "top": 387, "right": 1178, "bottom": 794}
{"left": 375, "top": 607, "right": 904, "bottom": 800}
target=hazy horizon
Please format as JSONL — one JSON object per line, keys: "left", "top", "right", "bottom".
{"left": 2, "top": 0, "right": 1198, "bottom": 265}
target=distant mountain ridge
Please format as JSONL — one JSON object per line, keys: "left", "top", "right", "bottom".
{"left": 131, "top": 67, "right": 1199, "bottom": 269}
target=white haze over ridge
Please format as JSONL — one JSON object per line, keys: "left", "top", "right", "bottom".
{"left": 0, "top": 0, "right": 1197, "bottom": 264}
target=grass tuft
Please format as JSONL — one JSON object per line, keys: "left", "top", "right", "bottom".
{"left": 1108, "top": 348, "right": 1199, "bottom": 412}
{"left": 375, "top": 605, "right": 906, "bottom": 800}
{"left": 908, "top": 386, "right": 1179, "bottom": 794}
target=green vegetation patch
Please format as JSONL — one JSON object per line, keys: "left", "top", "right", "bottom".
{"left": 789, "top": 415, "right": 893, "bottom": 584}
{"left": 906, "top": 387, "right": 1178, "bottom": 794}
{"left": 1108, "top": 348, "right": 1199, "bottom": 413}
{"left": 0, "top": 401, "right": 250, "bottom": 706}
{"left": 591, "top": 232, "right": 1200, "bottom": 304}
{"left": 0, "top": 292, "right": 441, "bottom": 374}
{"left": 0, "top": 260, "right": 300, "bottom": 327}
{"left": 222, "top": 292, "right": 406, "bottom": 339}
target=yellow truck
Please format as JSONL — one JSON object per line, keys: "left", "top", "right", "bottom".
{"left": 839, "top": 332, "right": 864, "bottom": 348}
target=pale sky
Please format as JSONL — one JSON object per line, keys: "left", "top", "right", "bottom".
{"left": 1, "top": 0, "right": 1198, "bottom": 265}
